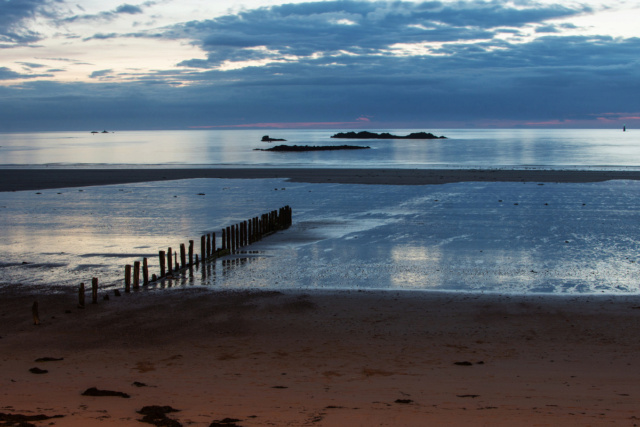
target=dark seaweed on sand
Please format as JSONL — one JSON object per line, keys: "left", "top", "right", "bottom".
{"left": 0, "top": 412, "right": 63, "bottom": 427}
{"left": 138, "top": 406, "right": 181, "bottom": 427}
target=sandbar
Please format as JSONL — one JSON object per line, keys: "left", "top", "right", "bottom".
{"left": 1, "top": 168, "right": 640, "bottom": 191}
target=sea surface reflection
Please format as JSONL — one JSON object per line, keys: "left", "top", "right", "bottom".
{"left": 2, "top": 178, "right": 638, "bottom": 294}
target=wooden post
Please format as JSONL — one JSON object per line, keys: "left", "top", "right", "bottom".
{"left": 221, "top": 228, "right": 226, "bottom": 250}
{"left": 174, "top": 252, "right": 178, "bottom": 269}
{"left": 91, "top": 277, "right": 98, "bottom": 304}
{"left": 180, "top": 243, "right": 186, "bottom": 269}
{"left": 159, "top": 250, "right": 166, "bottom": 277}
{"left": 32, "top": 301, "right": 40, "bottom": 325}
{"left": 201, "top": 235, "right": 206, "bottom": 262}
{"left": 133, "top": 261, "right": 140, "bottom": 290}
{"left": 189, "top": 240, "right": 194, "bottom": 266}
{"left": 143, "top": 258, "right": 149, "bottom": 285}
{"left": 167, "top": 247, "right": 173, "bottom": 273}
{"left": 231, "top": 225, "right": 236, "bottom": 253}
{"left": 226, "top": 226, "right": 231, "bottom": 251}
{"left": 124, "top": 265, "right": 131, "bottom": 293}
{"left": 253, "top": 217, "right": 258, "bottom": 241}
{"left": 206, "top": 234, "right": 211, "bottom": 257}
{"left": 78, "top": 283, "right": 85, "bottom": 308}
{"left": 243, "top": 221, "right": 247, "bottom": 246}
{"left": 212, "top": 232, "right": 216, "bottom": 253}
{"left": 235, "top": 224, "right": 240, "bottom": 250}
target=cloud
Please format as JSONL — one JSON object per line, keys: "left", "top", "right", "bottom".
{"left": 114, "top": 4, "right": 143, "bottom": 15}
{"left": 61, "top": 2, "right": 148, "bottom": 24}
{"left": 0, "top": 0, "right": 61, "bottom": 45}
{"left": 83, "top": 32, "right": 119, "bottom": 41}
{"left": 192, "top": 116, "right": 373, "bottom": 128}
{"left": 0, "top": 66, "right": 52, "bottom": 80}
{"left": 89, "top": 69, "right": 114, "bottom": 79}
{"left": 17, "top": 62, "right": 47, "bottom": 68}
{"left": 163, "top": 0, "right": 591, "bottom": 68}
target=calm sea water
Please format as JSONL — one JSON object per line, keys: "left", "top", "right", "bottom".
{"left": 0, "top": 128, "right": 638, "bottom": 169}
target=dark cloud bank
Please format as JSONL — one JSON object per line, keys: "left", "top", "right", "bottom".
{"left": 1, "top": 0, "right": 639, "bottom": 131}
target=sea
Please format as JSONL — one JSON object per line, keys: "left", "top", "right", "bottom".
{"left": 0, "top": 128, "right": 638, "bottom": 170}
{"left": 1, "top": 128, "right": 640, "bottom": 294}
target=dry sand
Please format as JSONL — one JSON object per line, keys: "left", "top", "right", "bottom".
{"left": 2, "top": 287, "right": 640, "bottom": 426}
{"left": 1, "top": 168, "right": 640, "bottom": 191}
{"left": 3, "top": 168, "right": 640, "bottom": 426}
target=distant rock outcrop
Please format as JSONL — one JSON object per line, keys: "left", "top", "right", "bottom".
{"left": 261, "top": 135, "right": 287, "bottom": 142}
{"left": 256, "top": 145, "right": 370, "bottom": 152}
{"left": 331, "top": 131, "right": 446, "bottom": 139}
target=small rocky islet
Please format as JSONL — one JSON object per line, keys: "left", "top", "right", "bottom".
{"left": 256, "top": 144, "right": 370, "bottom": 152}
{"left": 330, "top": 131, "right": 447, "bottom": 139}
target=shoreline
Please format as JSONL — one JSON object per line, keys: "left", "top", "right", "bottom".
{"left": 2, "top": 286, "right": 640, "bottom": 425}
{"left": 2, "top": 168, "right": 640, "bottom": 191}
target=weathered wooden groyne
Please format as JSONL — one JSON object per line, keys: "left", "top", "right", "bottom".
{"left": 77, "top": 205, "right": 292, "bottom": 305}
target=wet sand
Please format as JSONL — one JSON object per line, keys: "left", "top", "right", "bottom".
{"left": 2, "top": 168, "right": 640, "bottom": 191}
{"left": 2, "top": 287, "right": 640, "bottom": 426}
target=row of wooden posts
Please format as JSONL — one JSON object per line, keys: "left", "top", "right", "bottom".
{"left": 76, "top": 206, "right": 292, "bottom": 307}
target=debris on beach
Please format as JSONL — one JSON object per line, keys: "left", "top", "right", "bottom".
{"left": 209, "top": 417, "right": 243, "bottom": 427}
{"left": 0, "top": 412, "right": 63, "bottom": 426}
{"left": 81, "top": 387, "right": 130, "bottom": 398}
{"left": 137, "top": 406, "right": 181, "bottom": 426}
{"left": 34, "top": 357, "right": 64, "bottom": 362}
{"left": 28, "top": 367, "right": 48, "bottom": 374}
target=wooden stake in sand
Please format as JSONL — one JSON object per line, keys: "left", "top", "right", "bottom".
{"left": 91, "top": 277, "right": 98, "bottom": 304}
{"left": 78, "top": 283, "right": 85, "bottom": 308}
{"left": 143, "top": 258, "right": 149, "bottom": 285}
{"left": 32, "top": 301, "right": 40, "bottom": 325}
{"left": 167, "top": 247, "right": 173, "bottom": 273}
{"left": 180, "top": 243, "right": 186, "bottom": 269}
{"left": 133, "top": 261, "right": 140, "bottom": 290}
{"left": 159, "top": 250, "right": 166, "bottom": 277}
{"left": 200, "top": 235, "right": 206, "bottom": 262}
{"left": 124, "top": 265, "right": 131, "bottom": 293}
{"left": 189, "top": 240, "right": 194, "bottom": 266}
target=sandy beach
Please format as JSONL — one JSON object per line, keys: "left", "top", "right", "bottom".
{"left": 2, "top": 168, "right": 640, "bottom": 426}
{"left": 3, "top": 286, "right": 640, "bottom": 426}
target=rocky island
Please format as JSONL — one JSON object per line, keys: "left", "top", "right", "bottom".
{"left": 256, "top": 144, "right": 370, "bottom": 152}
{"left": 331, "top": 131, "right": 447, "bottom": 139}
{"left": 261, "top": 135, "right": 287, "bottom": 142}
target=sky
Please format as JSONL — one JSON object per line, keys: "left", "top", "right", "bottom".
{"left": 0, "top": 0, "right": 639, "bottom": 131}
